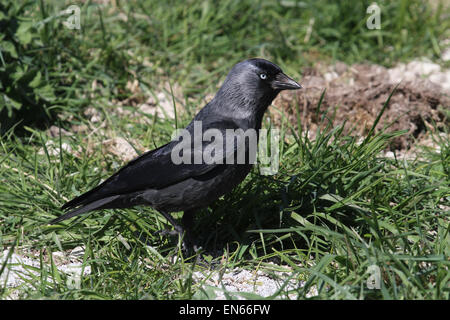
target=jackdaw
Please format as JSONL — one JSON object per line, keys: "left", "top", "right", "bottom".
{"left": 50, "top": 58, "right": 302, "bottom": 250}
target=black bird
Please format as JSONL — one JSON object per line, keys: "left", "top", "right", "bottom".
{"left": 50, "top": 58, "right": 302, "bottom": 250}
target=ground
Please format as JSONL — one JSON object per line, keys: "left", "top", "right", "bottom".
{"left": 0, "top": 0, "right": 449, "bottom": 301}
{"left": 275, "top": 58, "right": 450, "bottom": 154}
{"left": 1, "top": 54, "right": 448, "bottom": 299}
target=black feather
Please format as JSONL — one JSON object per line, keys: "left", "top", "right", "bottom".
{"left": 51, "top": 58, "right": 302, "bottom": 245}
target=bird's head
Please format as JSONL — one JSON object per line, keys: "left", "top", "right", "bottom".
{"left": 243, "top": 58, "right": 302, "bottom": 92}
{"left": 215, "top": 58, "right": 302, "bottom": 117}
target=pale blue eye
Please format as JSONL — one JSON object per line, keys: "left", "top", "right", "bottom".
{"left": 260, "top": 73, "right": 267, "bottom": 80}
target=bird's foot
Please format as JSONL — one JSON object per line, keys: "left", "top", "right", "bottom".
{"left": 155, "top": 226, "right": 201, "bottom": 255}
{"left": 156, "top": 211, "right": 202, "bottom": 256}
{"left": 181, "top": 236, "right": 202, "bottom": 256}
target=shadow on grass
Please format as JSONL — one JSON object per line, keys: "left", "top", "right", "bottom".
{"left": 187, "top": 171, "right": 367, "bottom": 259}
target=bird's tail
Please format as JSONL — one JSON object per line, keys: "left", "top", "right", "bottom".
{"left": 49, "top": 195, "right": 120, "bottom": 224}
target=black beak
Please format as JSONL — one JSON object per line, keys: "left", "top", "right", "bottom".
{"left": 271, "top": 72, "right": 302, "bottom": 90}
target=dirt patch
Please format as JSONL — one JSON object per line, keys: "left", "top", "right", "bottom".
{"left": 103, "top": 137, "right": 139, "bottom": 162}
{"left": 275, "top": 60, "right": 449, "bottom": 152}
{"left": 112, "top": 78, "right": 184, "bottom": 121}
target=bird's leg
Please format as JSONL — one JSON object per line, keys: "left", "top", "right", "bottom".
{"left": 156, "top": 210, "right": 198, "bottom": 253}
{"left": 182, "top": 210, "right": 201, "bottom": 253}
{"left": 181, "top": 210, "right": 194, "bottom": 234}
{"left": 156, "top": 210, "right": 201, "bottom": 254}
{"left": 157, "top": 211, "right": 184, "bottom": 236}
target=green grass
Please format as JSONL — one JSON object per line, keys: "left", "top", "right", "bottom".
{"left": 0, "top": 0, "right": 449, "bottom": 300}
{"left": 1, "top": 0, "right": 449, "bottom": 132}
{"left": 1, "top": 93, "right": 448, "bottom": 299}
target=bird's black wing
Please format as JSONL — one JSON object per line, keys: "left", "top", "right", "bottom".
{"left": 59, "top": 117, "right": 249, "bottom": 214}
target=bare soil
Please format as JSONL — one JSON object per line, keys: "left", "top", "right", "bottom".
{"left": 275, "top": 61, "right": 449, "bottom": 152}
